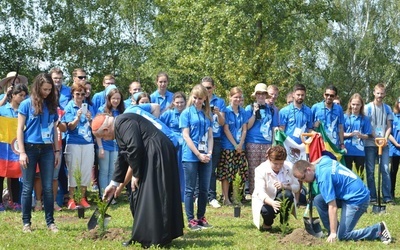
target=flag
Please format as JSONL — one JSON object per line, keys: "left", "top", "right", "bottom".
{"left": 274, "top": 130, "right": 306, "bottom": 164}
{"left": 0, "top": 116, "right": 21, "bottom": 178}
{"left": 314, "top": 122, "right": 346, "bottom": 165}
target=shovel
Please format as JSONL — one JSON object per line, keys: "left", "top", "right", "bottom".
{"left": 301, "top": 133, "right": 323, "bottom": 238}
{"left": 87, "top": 196, "right": 114, "bottom": 230}
{"left": 372, "top": 138, "right": 387, "bottom": 214}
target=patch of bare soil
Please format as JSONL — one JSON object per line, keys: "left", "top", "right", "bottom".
{"left": 279, "top": 228, "right": 324, "bottom": 246}
{"left": 78, "top": 228, "right": 128, "bottom": 241}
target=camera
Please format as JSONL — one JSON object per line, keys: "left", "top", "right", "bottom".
{"left": 253, "top": 103, "right": 265, "bottom": 120}
{"left": 210, "top": 105, "right": 215, "bottom": 112}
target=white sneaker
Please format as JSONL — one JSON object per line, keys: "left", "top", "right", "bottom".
{"left": 209, "top": 199, "right": 221, "bottom": 208}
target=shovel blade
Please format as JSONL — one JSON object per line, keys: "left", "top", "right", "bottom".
{"left": 372, "top": 205, "right": 386, "bottom": 214}
{"left": 303, "top": 216, "right": 323, "bottom": 238}
{"left": 87, "top": 208, "right": 100, "bottom": 230}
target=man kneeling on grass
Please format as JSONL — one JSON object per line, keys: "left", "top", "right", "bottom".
{"left": 293, "top": 156, "right": 391, "bottom": 244}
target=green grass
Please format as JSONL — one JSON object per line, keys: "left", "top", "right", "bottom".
{"left": 1, "top": 188, "right": 399, "bottom": 249}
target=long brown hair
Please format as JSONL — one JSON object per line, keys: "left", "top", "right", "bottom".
{"left": 345, "top": 93, "right": 365, "bottom": 117}
{"left": 105, "top": 88, "right": 125, "bottom": 114}
{"left": 30, "top": 73, "right": 58, "bottom": 115}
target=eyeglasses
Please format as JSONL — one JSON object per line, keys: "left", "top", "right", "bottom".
{"left": 256, "top": 92, "right": 267, "bottom": 95}
{"left": 324, "top": 93, "right": 335, "bottom": 98}
{"left": 205, "top": 86, "right": 212, "bottom": 90}
{"left": 77, "top": 76, "right": 87, "bottom": 80}
{"left": 74, "top": 92, "right": 86, "bottom": 97}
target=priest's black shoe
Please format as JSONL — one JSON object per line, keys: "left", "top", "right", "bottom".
{"left": 122, "top": 238, "right": 133, "bottom": 247}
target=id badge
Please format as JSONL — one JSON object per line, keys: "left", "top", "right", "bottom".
{"left": 293, "top": 127, "right": 302, "bottom": 138}
{"left": 78, "top": 126, "right": 87, "bottom": 136}
{"left": 375, "top": 127, "right": 383, "bottom": 137}
{"left": 198, "top": 141, "right": 207, "bottom": 153}
{"left": 41, "top": 127, "right": 52, "bottom": 144}
{"left": 236, "top": 129, "right": 242, "bottom": 142}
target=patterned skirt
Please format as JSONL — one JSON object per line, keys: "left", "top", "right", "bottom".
{"left": 217, "top": 149, "right": 248, "bottom": 182}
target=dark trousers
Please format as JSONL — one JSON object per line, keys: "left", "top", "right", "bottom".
{"left": 344, "top": 155, "right": 365, "bottom": 179}
{"left": 261, "top": 189, "right": 294, "bottom": 226}
{"left": 391, "top": 156, "right": 400, "bottom": 198}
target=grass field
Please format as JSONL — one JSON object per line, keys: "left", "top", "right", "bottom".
{"left": 0, "top": 181, "right": 399, "bottom": 249}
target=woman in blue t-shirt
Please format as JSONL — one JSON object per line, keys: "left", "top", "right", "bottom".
{"left": 96, "top": 88, "right": 124, "bottom": 197}
{"left": 179, "top": 84, "right": 213, "bottom": 231}
{"left": 389, "top": 96, "right": 400, "bottom": 198}
{"left": 160, "top": 91, "right": 186, "bottom": 201}
{"left": 217, "top": 87, "right": 248, "bottom": 205}
{"left": 343, "top": 93, "right": 371, "bottom": 177}
{"left": 17, "top": 73, "right": 60, "bottom": 233}
{"left": 0, "top": 84, "right": 28, "bottom": 212}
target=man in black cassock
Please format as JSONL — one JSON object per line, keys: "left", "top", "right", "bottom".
{"left": 92, "top": 113, "right": 184, "bottom": 248}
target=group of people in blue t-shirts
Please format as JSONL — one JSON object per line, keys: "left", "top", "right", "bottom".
{"left": 0, "top": 68, "right": 396, "bottom": 244}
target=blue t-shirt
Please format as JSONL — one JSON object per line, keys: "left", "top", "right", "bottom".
{"left": 150, "top": 90, "right": 174, "bottom": 113}
{"left": 59, "top": 84, "right": 71, "bottom": 109}
{"left": 0, "top": 103, "right": 18, "bottom": 118}
{"left": 343, "top": 114, "right": 372, "bottom": 156}
{"left": 245, "top": 103, "right": 278, "bottom": 144}
{"left": 97, "top": 106, "right": 119, "bottom": 152}
{"left": 179, "top": 105, "right": 212, "bottom": 162}
{"left": 279, "top": 103, "right": 313, "bottom": 144}
{"left": 63, "top": 100, "right": 94, "bottom": 145}
{"left": 160, "top": 108, "right": 183, "bottom": 145}
{"left": 92, "top": 90, "right": 106, "bottom": 116}
{"left": 390, "top": 113, "right": 400, "bottom": 156}
{"left": 124, "top": 98, "right": 133, "bottom": 109}
{"left": 221, "top": 106, "right": 248, "bottom": 150}
{"left": 18, "top": 98, "right": 58, "bottom": 144}
{"left": 316, "top": 156, "right": 370, "bottom": 205}
{"left": 311, "top": 101, "right": 344, "bottom": 146}
{"left": 209, "top": 94, "right": 226, "bottom": 138}
{"left": 364, "top": 103, "right": 393, "bottom": 147}
{"left": 124, "top": 105, "right": 178, "bottom": 147}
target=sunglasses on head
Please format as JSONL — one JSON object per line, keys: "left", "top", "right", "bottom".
{"left": 324, "top": 93, "right": 335, "bottom": 98}
{"left": 77, "top": 76, "right": 87, "bottom": 80}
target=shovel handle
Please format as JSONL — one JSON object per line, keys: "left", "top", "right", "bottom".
{"left": 301, "top": 133, "right": 315, "bottom": 154}
{"left": 374, "top": 138, "right": 387, "bottom": 155}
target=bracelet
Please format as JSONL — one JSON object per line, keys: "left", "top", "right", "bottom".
{"left": 54, "top": 150, "right": 60, "bottom": 153}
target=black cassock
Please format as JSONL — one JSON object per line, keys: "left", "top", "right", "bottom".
{"left": 112, "top": 113, "right": 184, "bottom": 247}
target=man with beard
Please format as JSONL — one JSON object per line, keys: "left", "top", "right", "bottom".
{"left": 311, "top": 85, "right": 345, "bottom": 149}
{"left": 279, "top": 84, "right": 313, "bottom": 145}
{"left": 364, "top": 83, "right": 393, "bottom": 204}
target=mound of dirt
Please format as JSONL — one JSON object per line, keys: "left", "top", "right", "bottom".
{"left": 279, "top": 228, "right": 324, "bottom": 246}
{"left": 78, "top": 228, "right": 128, "bottom": 241}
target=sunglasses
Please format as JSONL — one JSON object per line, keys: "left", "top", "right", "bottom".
{"left": 74, "top": 92, "right": 86, "bottom": 96}
{"left": 77, "top": 76, "right": 87, "bottom": 80}
{"left": 324, "top": 93, "right": 335, "bottom": 98}
{"left": 205, "top": 86, "right": 212, "bottom": 90}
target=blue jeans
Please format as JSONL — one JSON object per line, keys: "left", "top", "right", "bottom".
{"left": 209, "top": 139, "right": 222, "bottom": 201}
{"left": 21, "top": 144, "right": 55, "bottom": 226}
{"left": 365, "top": 146, "right": 392, "bottom": 202}
{"left": 97, "top": 149, "right": 117, "bottom": 196}
{"left": 314, "top": 194, "right": 380, "bottom": 241}
{"left": 183, "top": 161, "right": 212, "bottom": 221}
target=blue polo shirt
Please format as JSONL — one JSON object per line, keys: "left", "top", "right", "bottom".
{"left": 97, "top": 106, "right": 119, "bottom": 152}
{"left": 279, "top": 103, "right": 313, "bottom": 144}
{"left": 124, "top": 98, "right": 133, "bottom": 108}
{"left": 124, "top": 105, "right": 178, "bottom": 147}
{"left": 150, "top": 90, "right": 174, "bottom": 113}
{"left": 311, "top": 101, "right": 344, "bottom": 146}
{"left": 210, "top": 94, "right": 226, "bottom": 139}
{"left": 18, "top": 98, "right": 58, "bottom": 144}
{"left": 59, "top": 84, "right": 71, "bottom": 109}
{"left": 180, "top": 105, "right": 212, "bottom": 162}
{"left": 63, "top": 100, "right": 94, "bottom": 144}
{"left": 245, "top": 103, "right": 278, "bottom": 144}
{"left": 92, "top": 90, "right": 106, "bottom": 116}
{"left": 316, "top": 156, "right": 370, "bottom": 205}
{"left": 390, "top": 113, "right": 400, "bottom": 156}
{"left": 0, "top": 103, "right": 18, "bottom": 118}
{"left": 160, "top": 108, "right": 183, "bottom": 145}
{"left": 222, "top": 106, "right": 248, "bottom": 150}
{"left": 343, "top": 114, "right": 372, "bottom": 156}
